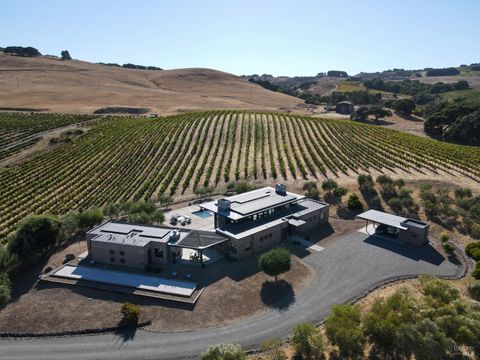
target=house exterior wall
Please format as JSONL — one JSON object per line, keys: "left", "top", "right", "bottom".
{"left": 88, "top": 240, "right": 149, "bottom": 270}
{"left": 296, "top": 206, "right": 329, "bottom": 232}
{"left": 398, "top": 224, "right": 429, "bottom": 247}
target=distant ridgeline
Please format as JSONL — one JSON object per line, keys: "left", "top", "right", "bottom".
{"left": 2, "top": 46, "right": 41, "bottom": 57}
{"left": 97, "top": 62, "right": 163, "bottom": 70}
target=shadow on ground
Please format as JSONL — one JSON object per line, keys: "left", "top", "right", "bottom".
{"left": 114, "top": 318, "right": 138, "bottom": 344}
{"left": 364, "top": 235, "right": 445, "bottom": 265}
{"left": 260, "top": 280, "right": 295, "bottom": 311}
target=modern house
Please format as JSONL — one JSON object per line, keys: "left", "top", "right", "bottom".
{"left": 200, "top": 184, "right": 330, "bottom": 259}
{"left": 86, "top": 184, "right": 330, "bottom": 269}
{"left": 86, "top": 222, "right": 229, "bottom": 270}
{"left": 357, "top": 209, "right": 430, "bottom": 246}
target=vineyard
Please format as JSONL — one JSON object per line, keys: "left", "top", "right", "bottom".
{"left": 0, "top": 110, "right": 479, "bottom": 240}
{"left": 0, "top": 112, "right": 97, "bottom": 161}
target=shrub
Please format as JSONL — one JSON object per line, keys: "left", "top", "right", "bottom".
{"left": 347, "top": 194, "right": 363, "bottom": 211}
{"left": 439, "top": 232, "right": 449, "bottom": 243}
{"left": 121, "top": 302, "right": 141, "bottom": 323}
{"left": 77, "top": 207, "right": 104, "bottom": 229}
{"left": 423, "top": 279, "right": 459, "bottom": 305}
{"left": 260, "top": 338, "right": 287, "bottom": 360}
{"left": 442, "top": 242, "right": 455, "bottom": 254}
{"left": 472, "top": 225, "right": 480, "bottom": 240}
{"left": 465, "top": 242, "right": 480, "bottom": 261}
{"left": 387, "top": 197, "right": 402, "bottom": 212}
{"left": 291, "top": 323, "right": 324, "bottom": 360}
{"left": 200, "top": 344, "right": 246, "bottom": 360}
{"left": 333, "top": 186, "right": 348, "bottom": 199}
{"left": 369, "top": 195, "right": 382, "bottom": 209}
{"left": 454, "top": 187, "right": 472, "bottom": 199}
{"left": 325, "top": 304, "right": 365, "bottom": 359}
{"left": 472, "top": 263, "right": 480, "bottom": 280}
{"left": 467, "top": 282, "right": 480, "bottom": 301}
{"left": 259, "top": 248, "right": 291, "bottom": 283}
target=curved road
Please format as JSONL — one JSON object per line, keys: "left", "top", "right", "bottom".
{"left": 0, "top": 231, "right": 459, "bottom": 360}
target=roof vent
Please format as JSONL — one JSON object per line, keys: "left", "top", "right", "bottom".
{"left": 169, "top": 229, "right": 180, "bottom": 242}
{"left": 217, "top": 198, "right": 231, "bottom": 210}
{"left": 275, "top": 184, "right": 287, "bottom": 195}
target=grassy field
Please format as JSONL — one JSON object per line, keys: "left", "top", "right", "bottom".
{"left": 0, "top": 110, "right": 479, "bottom": 239}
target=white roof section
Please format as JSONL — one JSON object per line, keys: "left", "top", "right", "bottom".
{"left": 88, "top": 222, "right": 187, "bottom": 247}
{"left": 54, "top": 265, "right": 196, "bottom": 297}
{"left": 200, "top": 187, "right": 305, "bottom": 220}
{"left": 217, "top": 198, "right": 328, "bottom": 239}
{"left": 357, "top": 210, "right": 408, "bottom": 230}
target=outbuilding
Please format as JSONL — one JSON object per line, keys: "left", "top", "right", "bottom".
{"left": 357, "top": 209, "right": 429, "bottom": 246}
{"left": 335, "top": 101, "right": 354, "bottom": 115}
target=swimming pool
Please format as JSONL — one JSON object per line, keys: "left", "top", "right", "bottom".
{"left": 192, "top": 210, "right": 213, "bottom": 218}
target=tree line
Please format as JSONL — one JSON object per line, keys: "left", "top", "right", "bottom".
{"left": 97, "top": 62, "right": 163, "bottom": 70}
{"left": 3, "top": 46, "right": 41, "bottom": 57}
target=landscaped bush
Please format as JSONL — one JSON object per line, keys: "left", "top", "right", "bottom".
{"left": 121, "top": 302, "right": 141, "bottom": 323}
{"left": 467, "top": 282, "right": 480, "bottom": 301}
{"left": 259, "top": 247, "right": 291, "bottom": 283}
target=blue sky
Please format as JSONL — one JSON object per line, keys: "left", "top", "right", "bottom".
{"left": 1, "top": 0, "right": 479, "bottom": 76}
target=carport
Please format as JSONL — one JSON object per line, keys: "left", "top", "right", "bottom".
{"left": 357, "top": 209, "right": 408, "bottom": 240}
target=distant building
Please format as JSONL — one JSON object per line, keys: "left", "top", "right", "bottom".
{"left": 201, "top": 185, "right": 330, "bottom": 259}
{"left": 357, "top": 209, "right": 430, "bottom": 246}
{"left": 335, "top": 101, "right": 354, "bottom": 115}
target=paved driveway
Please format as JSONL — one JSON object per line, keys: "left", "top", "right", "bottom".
{"left": 0, "top": 230, "right": 459, "bottom": 360}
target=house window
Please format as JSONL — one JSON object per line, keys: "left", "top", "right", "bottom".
{"left": 320, "top": 212, "right": 325, "bottom": 219}
{"left": 411, "top": 232, "right": 417, "bottom": 238}
{"left": 110, "top": 257, "right": 115, "bottom": 262}
{"left": 269, "top": 233, "right": 273, "bottom": 238}
{"left": 119, "top": 250, "right": 125, "bottom": 256}
{"left": 109, "top": 249, "right": 115, "bottom": 255}
{"left": 230, "top": 244, "right": 238, "bottom": 254}
{"left": 154, "top": 248, "right": 164, "bottom": 258}
{"left": 120, "top": 258, "right": 125, "bottom": 264}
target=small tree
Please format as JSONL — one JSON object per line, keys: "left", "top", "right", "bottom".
{"left": 61, "top": 50, "right": 72, "bottom": 60}
{"left": 325, "top": 304, "right": 365, "bottom": 359}
{"left": 200, "top": 344, "right": 246, "bottom": 360}
{"left": 158, "top": 193, "right": 173, "bottom": 209}
{"left": 77, "top": 207, "right": 104, "bottom": 229}
{"left": 357, "top": 174, "right": 374, "bottom": 190}
{"left": 332, "top": 186, "right": 348, "bottom": 201}
{"left": 151, "top": 210, "right": 165, "bottom": 225}
{"left": 347, "top": 194, "right": 363, "bottom": 211}
{"left": 291, "top": 323, "right": 324, "bottom": 360}
{"left": 259, "top": 247, "right": 291, "bottom": 283}
{"left": 121, "top": 302, "right": 140, "bottom": 323}
{"left": 321, "top": 179, "right": 338, "bottom": 193}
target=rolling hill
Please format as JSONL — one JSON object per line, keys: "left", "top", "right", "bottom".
{"left": 0, "top": 54, "right": 303, "bottom": 115}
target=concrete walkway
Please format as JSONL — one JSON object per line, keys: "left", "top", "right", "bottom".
{"left": 0, "top": 230, "right": 460, "bottom": 360}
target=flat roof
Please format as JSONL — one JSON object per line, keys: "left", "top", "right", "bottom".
{"left": 200, "top": 187, "right": 305, "bottom": 220}
{"left": 357, "top": 210, "right": 408, "bottom": 230}
{"left": 88, "top": 222, "right": 187, "bottom": 247}
{"left": 217, "top": 198, "right": 328, "bottom": 239}
{"left": 54, "top": 265, "right": 196, "bottom": 297}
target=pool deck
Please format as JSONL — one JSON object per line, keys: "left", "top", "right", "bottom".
{"left": 164, "top": 204, "right": 215, "bottom": 231}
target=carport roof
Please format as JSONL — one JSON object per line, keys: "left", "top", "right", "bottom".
{"left": 357, "top": 210, "right": 408, "bottom": 230}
